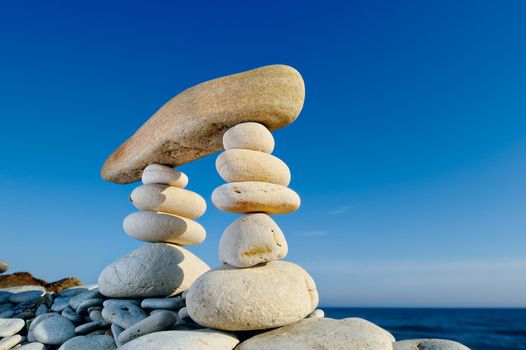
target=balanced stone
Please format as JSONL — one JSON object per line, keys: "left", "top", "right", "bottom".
{"left": 120, "top": 329, "right": 239, "bottom": 350}
{"left": 216, "top": 149, "right": 291, "bottom": 186}
{"left": 101, "top": 303, "right": 146, "bottom": 329}
{"left": 393, "top": 339, "right": 470, "bottom": 350}
{"left": 101, "top": 65, "right": 305, "bottom": 184}
{"left": 29, "top": 313, "right": 76, "bottom": 345}
{"left": 117, "top": 310, "right": 178, "bottom": 344}
{"left": 223, "top": 122, "right": 275, "bottom": 153}
{"left": 0, "top": 334, "right": 22, "bottom": 349}
{"left": 236, "top": 317, "right": 395, "bottom": 350}
{"left": 219, "top": 214, "right": 288, "bottom": 268}
{"left": 130, "top": 184, "right": 206, "bottom": 219}
{"left": 186, "top": 261, "right": 318, "bottom": 331}
{"left": 98, "top": 243, "right": 210, "bottom": 298}
{"left": 58, "top": 335, "right": 116, "bottom": 350}
{"left": 0, "top": 318, "right": 25, "bottom": 337}
{"left": 212, "top": 182, "right": 300, "bottom": 214}
{"left": 123, "top": 211, "right": 205, "bottom": 246}
{"left": 142, "top": 164, "right": 188, "bottom": 188}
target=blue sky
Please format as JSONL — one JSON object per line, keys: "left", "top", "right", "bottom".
{"left": 1, "top": 1, "right": 525, "bottom": 307}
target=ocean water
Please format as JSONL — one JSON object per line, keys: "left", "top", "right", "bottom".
{"left": 324, "top": 308, "right": 526, "bottom": 350}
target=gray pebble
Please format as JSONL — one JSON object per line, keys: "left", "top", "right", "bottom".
{"left": 58, "top": 335, "right": 116, "bottom": 350}
{"left": 57, "top": 288, "right": 87, "bottom": 298}
{"left": 75, "top": 321, "right": 109, "bottom": 335}
{"left": 76, "top": 298, "right": 104, "bottom": 314}
{"left": 69, "top": 289, "right": 101, "bottom": 310}
{"left": 61, "top": 307, "right": 83, "bottom": 323}
{"left": 35, "top": 303, "right": 49, "bottom": 317}
{"left": 0, "top": 292, "right": 13, "bottom": 304}
{"left": 51, "top": 297, "right": 71, "bottom": 313}
{"left": 140, "top": 297, "right": 183, "bottom": 310}
{"left": 102, "top": 299, "right": 140, "bottom": 308}
{"left": 101, "top": 303, "right": 146, "bottom": 329}
{"left": 177, "top": 306, "right": 190, "bottom": 322}
{"left": 117, "top": 310, "right": 177, "bottom": 345}
{"left": 9, "top": 291, "right": 43, "bottom": 304}
{"left": 0, "top": 303, "right": 14, "bottom": 312}
{"left": 110, "top": 323, "right": 123, "bottom": 347}
{"left": 393, "top": 339, "right": 471, "bottom": 350}
{"left": 16, "top": 343, "right": 48, "bottom": 350}
{"left": 29, "top": 313, "right": 76, "bottom": 345}
{"left": 89, "top": 309, "right": 105, "bottom": 323}
{"left": 307, "top": 308, "right": 325, "bottom": 318}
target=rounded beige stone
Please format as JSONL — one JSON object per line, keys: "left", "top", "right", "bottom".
{"left": 211, "top": 182, "right": 300, "bottom": 214}
{"left": 222, "top": 122, "right": 275, "bottom": 153}
{"left": 120, "top": 329, "right": 239, "bottom": 350}
{"left": 141, "top": 164, "right": 188, "bottom": 188}
{"left": 97, "top": 243, "right": 210, "bottom": 298}
{"left": 186, "top": 261, "right": 318, "bottom": 331}
{"left": 236, "top": 317, "right": 395, "bottom": 350}
{"left": 130, "top": 184, "right": 206, "bottom": 219}
{"left": 123, "top": 211, "right": 205, "bottom": 246}
{"left": 219, "top": 214, "right": 287, "bottom": 268}
{"left": 216, "top": 149, "right": 290, "bottom": 186}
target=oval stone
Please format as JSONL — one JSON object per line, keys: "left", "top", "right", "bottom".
{"left": 117, "top": 310, "right": 177, "bottom": 344}
{"left": 216, "top": 149, "right": 290, "bottom": 186}
{"left": 223, "top": 122, "right": 275, "bottom": 153}
{"left": 120, "top": 330, "right": 239, "bottom": 350}
{"left": 142, "top": 164, "right": 188, "bottom": 188}
{"left": 98, "top": 243, "right": 210, "bottom": 298}
{"left": 219, "top": 214, "right": 288, "bottom": 268}
{"left": 186, "top": 261, "right": 318, "bottom": 331}
{"left": 212, "top": 182, "right": 300, "bottom": 214}
{"left": 123, "top": 211, "right": 205, "bottom": 246}
{"left": 0, "top": 318, "right": 25, "bottom": 337}
{"left": 29, "top": 313, "right": 76, "bottom": 345}
{"left": 393, "top": 339, "right": 471, "bottom": 350}
{"left": 58, "top": 335, "right": 116, "bottom": 350}
{"left": 237, "top": 317, "right": 394, "bottom": 349}
{"left": 130, "top": 184, "right": 206, "bottom": 219}
{"left": 0, "top": 334, "right": 22, "bottom": 349}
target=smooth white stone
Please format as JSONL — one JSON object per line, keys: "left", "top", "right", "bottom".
{"left": 142, "top": 164, "right": 188, "bottom": 188}
{"left": 120, "top": 329, "right": 238, "bottom": 350}
{"left": 223, "top": 122, "right": 275, "bottom": 153}
{"left": 0, "top": 334, "right": 22, "bottom": 350}
{"left": 0, "top": 318, "right": 25, "bottom": 337}
{"left": 219, "top": 214, "right": 287, "bottom": 268}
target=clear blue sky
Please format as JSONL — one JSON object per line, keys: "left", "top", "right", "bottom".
{"left": 1, "top": 1, "right": 525, "bottom": 307}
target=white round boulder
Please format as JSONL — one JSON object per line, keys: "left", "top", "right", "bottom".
{"left": 123, "top": 211, "right": 206, "bottom": 246}
{"left": 223, "top": 122, "right": 275, "bottom": 153}
{"left": 120, "top": 329, "right": 239, "bottom": 350}
{"left": 216, "top": 149, "right": 290, "bottom": 186}
{"left": 130, "top": 184, "right": 206, "bottom": 219}
{"left": 142, "top": 164, "right": 189, "bottom": 188}
{"left": 236, "top": 317, "right": 395, "bottom": 350}
{"left": 186, "top": 261, "right": 318, "bottom": 331}
{"left": 219, "top": 214, "right": 288, "bottom": 268}
{"left": 394, "top": 339, "right": 470, "bottom": 350}
{"left": 98, "top": 243, "right": 210, "bottom": 298}
{"left": 212, "top": 182, "right": 300, "bottom": 214}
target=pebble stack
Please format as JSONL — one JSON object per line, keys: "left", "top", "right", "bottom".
{"left": 185, "top": 122, "right": 319, "bottom": 332}
{"left": 97, "top": 164, "right": 210, "bottom": 299}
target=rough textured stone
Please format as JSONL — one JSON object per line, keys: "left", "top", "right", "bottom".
{"left": 219, "top": 214, "right": 288, "bottom": 268}
{"left": 142, "top": 164, "right": 188, "bottom": 187}
{"left": 393, "top": 339, "right": 470, "bottom": 350}
{"left": 212, "top": 182, "right": 300, "bottom": 214}
{"left": 186, "top": 261, "right": 318, "bottom": 331}
{"left": 58, "top": 335, "right": 116, "bottom": 350}
{"left": 130, "top": 184, "right": 206, "bottom": 219}
{"left": 0, "top": 318, "right": 25, "bottom": 337}
{"left": 123, "top": 211, "right": 205, "bottom": 246}
{"left": 237, "top": 317, "right": 395, "bottom": 350}
{"left": 29, "top": 313, "right": 76, "bottom": 345}
{"left": 216, "top": 149, "right": 291, "bottom": 186}
{"left": 101, "top": 65, "right": 304, "bottom": 184}
{"left": 119, "top": 329, "right": 238, "bottom": 350}
{"left": 117, "top": 310, "right": 177, "bottom": 344}
{"left": 223, "top": 122, "right": 275, "bottom": 153}
{"left": 98, "top": 243, "right": 209, "bottom": 298}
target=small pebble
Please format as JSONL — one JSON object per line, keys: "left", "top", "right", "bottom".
{"left": 140, "top": 297, "right": 183, "bottom": 310}
{"left": 51, "top": 297, "right": 71, "bottom": 313}
{"left": 0, "top": 334, "right": 22, "bottom": 349}
{"left": 9, "top": 291, "right": 43, "bottom": 305}
{"left": 307, "top": 309, "right": 325, "bottom": 318}
{"left": 101, "top": 303, "right": 146, "bottom": 329}
{"left": 69, "top": 289, "right": 101, "bottom": 310}
{"left": 76, "top": 298, "right": 104, "bottom": 314}
{"left": 58, "top": 335, "right": 116, "bottom": 350}
{"left": 117, "top": 310, "right": 177, "bottom": 345}
{"left": 89, "top": 309, "right": 105, "bottom": 323}
{"left": 75, "top": 321, "right": 108, "bottom": 335}
{"left": 0, "top": 318, "right": 25, "bottom": 337}
{"left": 29, "top": 313, "right": 76, "bottom": 345}
{"left": 0, "top": 292, "right": 13, "bottom": 304}
{"left": 35, "top": 303, "right": 49, "bottom": 317}
{"left": 61, "top": 307, "right": 82, "bottom": 323}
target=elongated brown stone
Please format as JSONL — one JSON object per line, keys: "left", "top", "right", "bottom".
{"left": 101, "top": 65, "right": 305, "bottom": 184}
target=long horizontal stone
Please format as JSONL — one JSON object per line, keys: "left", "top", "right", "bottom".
{"left": 101, "top": 65, "right": 305, "bottom": 184}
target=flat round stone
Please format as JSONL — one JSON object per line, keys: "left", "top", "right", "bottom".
{"left": 9, "top": 291, "right": 44, "bottom": 304}
{"left": 0, "top": 334, "right": 22, "bottom": 349}
{"left": 140, "top": 297, "right": 183, "bottom": 310}
{"left": 101, "top": 303, "right": 146, "bottom": 329}
{"left": 130, "top": 184, "right": 206, "bottom": 219}
{"left": 17, "top": 342, "right": 47, "bottom": 349}
{"left": 223, "top": 122, "right": 275, "bottom": 153}
{"left": 123, "top": 211, "right": 205, "bottom": 246}
{"left": 219, "top": 214, "right": 288, "bottom": 268}
{"left": 216, "top": 149, "right": 291, "bottom": 186}
{"left": 101, "top": 65, "right": 304, "bottom": 184}
{"left": 29, "top": 313, "right": 76, "bottom": 345}
{"left": 212, "top": 182, "right": 300, "bottom": 214}
{"left": 142, "top": 164, "right": 189, "bottom": 187}
{"left": 0, "top": 318, "right": 25, "bottom": 337}
{"left": 186, "top": 261, "right": 318, "bottom": 331}
{"left": 120, "top": 330, "right": 239, "bottom": 350}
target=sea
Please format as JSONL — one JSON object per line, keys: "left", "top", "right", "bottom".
{"left": 324, "top": 308, "right": 526, "bottom": 350}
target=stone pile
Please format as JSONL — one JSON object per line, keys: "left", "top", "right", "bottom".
{"left": 185, "top": 122, "right": 319, "bottom": 331}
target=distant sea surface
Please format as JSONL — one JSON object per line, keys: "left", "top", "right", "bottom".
{"left": 324, "top": 308, "right": 526, "bottom": 350}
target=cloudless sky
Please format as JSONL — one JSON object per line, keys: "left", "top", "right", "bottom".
{"left": 1, "top": 1, "right": 525, "bottom": 307}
